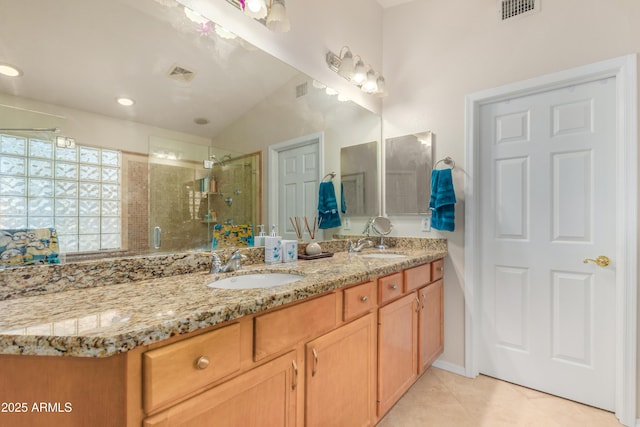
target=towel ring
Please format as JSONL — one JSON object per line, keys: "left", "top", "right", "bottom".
{"left": 434, "top": 156, "right": 455, "bottom": 170}
{"left": 322, "top": 172, "right": 336, "bottom": 182}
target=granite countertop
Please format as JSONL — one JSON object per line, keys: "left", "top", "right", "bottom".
{"left": 0, "top": 247, "right": 447, "bottom": 358}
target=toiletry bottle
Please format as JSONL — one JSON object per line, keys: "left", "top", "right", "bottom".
{"left": 282, "top": 239, "right": 298, "bottom": 263}
{"left": 254, "top": 224, "right": 266, "bottom": 247}
{"left": 264, "top": 225, "right": 282, "bottom": 264}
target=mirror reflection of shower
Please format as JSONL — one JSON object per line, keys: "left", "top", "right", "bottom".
{"left": 200, "top": 151, "right": 262, "bottom": 243}
{"left": 148, "top": 140, "right": 260, "bottom": 252}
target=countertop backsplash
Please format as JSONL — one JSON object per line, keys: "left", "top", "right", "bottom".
{"left": 0, "top": 237, "right": 446, "bottom": 301}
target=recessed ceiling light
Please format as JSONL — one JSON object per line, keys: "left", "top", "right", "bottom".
{"left": 194, "top": 117, "right": 210, "bottom": 125}
{"left": 0, "top": 63, "right": 22, "bottom": 77}
{"left": 116, "top": 97, "right": 135, "bottom": 106}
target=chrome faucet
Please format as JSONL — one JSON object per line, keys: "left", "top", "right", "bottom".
{"left": 362, "top": 218, "right": 374, "bottom": 237}
{"left": 210, "top": 250, "right": 245, "bottom": 273}
{"left": 348, "top": 238, "right": 373, "bottom": 253}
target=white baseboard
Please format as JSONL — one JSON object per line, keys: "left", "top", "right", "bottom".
{"left": 431, "top": 359, "right": 468, "bottom": 377}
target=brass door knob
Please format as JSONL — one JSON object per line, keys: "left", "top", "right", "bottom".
{"left": 583, "top": 255, "right": 610, "bottom": 268}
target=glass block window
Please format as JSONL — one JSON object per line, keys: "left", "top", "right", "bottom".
{"left": 0, "top": 134, "right": 121, "bottom": 253}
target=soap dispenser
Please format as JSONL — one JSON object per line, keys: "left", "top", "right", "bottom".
{"left": 254, "top": 224, "right": 266, "bottom": 247}
{"left": 264, "top": 225, "right": 282, "bottom": 264}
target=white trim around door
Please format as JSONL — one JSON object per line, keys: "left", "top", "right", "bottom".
{"left": 464, "top": 54, "right": 637, "bottom": 426}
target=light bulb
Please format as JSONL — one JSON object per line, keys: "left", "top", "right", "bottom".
{"left": 362, "top": 70, "right": 378, "bottom": 94}
{"left": 266, "top": 0, "right": 290, "bottom": 32}
{"left": 244, "top": 0, "right": 267, "bottom": 19}
{"left": 337, "top": 49, "right": 354, "bottom": 78}
{"left": 352, "top": 60, "right": 366, "bottom": 84}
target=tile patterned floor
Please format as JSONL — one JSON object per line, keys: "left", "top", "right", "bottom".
{"left": 377, "top": 367, "right": 622, "bottom": 427}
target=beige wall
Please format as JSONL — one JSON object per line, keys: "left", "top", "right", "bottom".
{"left": 382, "top": 0, "right": 639, "bottom": 413}
{"left": 211, "top": 73, "right": 381, "bottom": 226}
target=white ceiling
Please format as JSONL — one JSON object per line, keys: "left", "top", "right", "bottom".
{"left": 0, "top": 0, "right": 299, "bottom": 139}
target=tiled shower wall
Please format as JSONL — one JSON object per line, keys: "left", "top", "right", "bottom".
{"left": 126, "top": 159, "right": 149, "bottom": 252}
{"left": 208, "top": 156, "right": 258, "bottom": 227}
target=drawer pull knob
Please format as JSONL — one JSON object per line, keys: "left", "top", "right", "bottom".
{"left": 361, "top": 296, "right": 368, "bottom": 303}
{"left": 390, "top": 284, "right": 398, "bottom": 290}
{"left": 195, "top": 356, "right": 210, "bottom": 370}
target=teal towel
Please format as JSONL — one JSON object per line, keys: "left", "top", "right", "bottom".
{"left": 318, "top": 182, "right": 341, "bottom": 229}
{"left": 429, "top": 169, "right": 456, "bottom": 231}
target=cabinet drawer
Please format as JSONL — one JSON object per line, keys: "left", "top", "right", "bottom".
{"left": 143, "top": 350, "right": 298, "bottom": 427}
{"left": 404, "top": 263, "right": 431, "bottom": 292}
{"left": 378, "top": 272, "right": 404, "bottom": 305}
{"left": 431, "top": 258, "right": 444, "bottom": 281}
{"left": 343, "top": 281, "right": 376, "bottom": 321}
{"left": 254, "top": 293, "right": 337, "bottom": 361}
{"left": 143, "top": 323, "right": 242, "bottom": 413}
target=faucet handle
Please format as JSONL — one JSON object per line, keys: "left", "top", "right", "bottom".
{"left": 210, "top": 252, "right": 222, "bottom": 273}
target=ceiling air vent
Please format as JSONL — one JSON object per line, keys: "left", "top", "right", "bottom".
{"left": 167, "top": 64, "right": 196, "bottom": 82}
{"left": 296, "top": 82, "right": 308, "bottom": 98}
{"left": 499, "top": 0, "right": 539, "bottom": 21}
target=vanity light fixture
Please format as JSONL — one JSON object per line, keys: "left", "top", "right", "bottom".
{"left": 361, "top": 69, "right": 379, "bottom": 94}
{"left": 265, "top": 0, "right": 290, "bottom": 32}
{"left": 116, "top": 97, "right": 135, "bottom": 106}
{"left": 336, "top": 47, "right": 354, "bottom": 78}
{"left": 0, "top": 63, "right": 22, "bottom": 77}
{"left": 244, "top": 0, "right": 268, "bottom": 19}
{"left": 326, "top": 48, "right": 386, "bottom": 96}
{"left": 224, "top": 0, "right": 290, "bottom": 32}
{"left": 352, "top": 59, "right": 367, "bottom": 85}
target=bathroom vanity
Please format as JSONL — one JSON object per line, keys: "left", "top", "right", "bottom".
{"left": 0, "top": 241, "right": 446, "bottom": 427}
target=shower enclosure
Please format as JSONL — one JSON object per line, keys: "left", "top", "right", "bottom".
{"left": 147, "top": 139, "right": 261, "bottom": 253}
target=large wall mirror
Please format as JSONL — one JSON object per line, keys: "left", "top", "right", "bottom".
{"left": 0, "top": 0, "right": 381, "bottom": 267}
{"left": 384, "top": 131, "right": 433, "bottom": 215}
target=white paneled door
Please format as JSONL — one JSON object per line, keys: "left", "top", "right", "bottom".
{"left": 277, "top": 139, "right": 320, "bottom": 241}
{"left": 478, "top": 77, "right": 616, "bottom": 410}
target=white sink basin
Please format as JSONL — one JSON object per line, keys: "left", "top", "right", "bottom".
{"left": 359, "top": 253, "right": 408, "bottom": 259}
{"left": 207, "top": 273, "right": 304, "bottom": 289}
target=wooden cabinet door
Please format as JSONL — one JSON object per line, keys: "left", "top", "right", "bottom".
{"left": 143, "top": 351, "right": 299, "bottom": 427}
{"left": 305, "top": 313, "right": 376, "bottom": 427}
{"left": 377, "top": 292, "right": 419, "bottom": 417}
{"left": 419, "top": 279, "right": 444, "bottom": 373}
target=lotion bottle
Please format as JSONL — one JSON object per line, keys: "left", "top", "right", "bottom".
{"left": 264, "top": 225, "right": 282, "bottom": 264}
